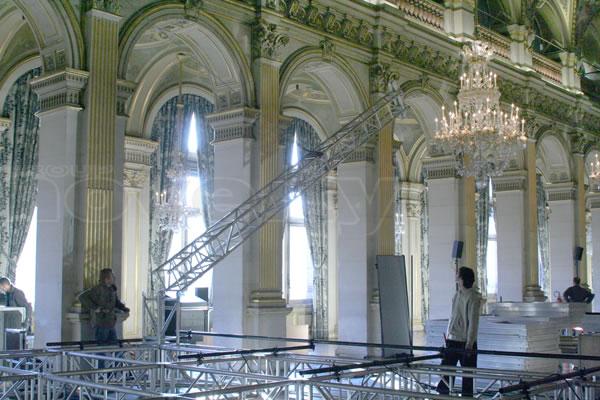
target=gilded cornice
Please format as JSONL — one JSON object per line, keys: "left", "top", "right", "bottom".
{"left": 30, "top": 68, "right": 89, "bottom": 113}
{"left": 546, "top": 183, "right": 577, "bottom": 201}
{"left": 422, "top": 156, "right": 457, "bottom": 179}
{"left": 492, "top": 173, "right": 527, "bottom": 192}
{"left": 124, "top": 136, "right": 158, "bottom": 167}
{"left": 205, "top": 107, "right": 260, "bottom": 142}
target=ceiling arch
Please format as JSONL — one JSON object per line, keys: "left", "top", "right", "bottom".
{"left": 536, "top": 133, "right": 573, "bottom": 183}
{"left": 119, "top": 2, "right": 254, "bottom": 115}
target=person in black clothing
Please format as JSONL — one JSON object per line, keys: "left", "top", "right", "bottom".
{"left": 0, "top": 277, "right": 32, "bottom": 332}
{"left": 563, "top": 277, "right": 595, "bottom": 303}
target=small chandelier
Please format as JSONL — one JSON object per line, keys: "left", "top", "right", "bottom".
{"left": 154, "top": 54, "right": 189, "bottom": 232}
{"left": 434, "top": 41, "right": 527, "bottom": 188}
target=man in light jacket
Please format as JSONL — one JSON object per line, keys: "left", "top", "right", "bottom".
{"left": 436, "top": 266, "right": 482, "bottom": 397}
{"left": 0, "top": 277, "right": 32, "bottom": 332}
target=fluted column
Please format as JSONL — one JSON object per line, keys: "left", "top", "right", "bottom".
{"left": 206, "top": 107, "right": 259, "bottom": 337}
{"left": 574, "top": 153, "right": 588, "bottom": 284}
{"left": 81, "top": 8, "right": 120, "bottom": 289}
{"left": 546, "top": 183, "right": 577, "bottom": 298}
{"left": 587, "top": 192, "right": 600, "bottom": 311}
{"left": 423, "top": 156, "right": 459, "bottom": 320}
{"left": 524, "top": 138, "right": 546, "bottom": 301}
{"left": 30, "top": 68, "right": 87, "bottom": 346}
{"left": 247, "top": 18, "right": 289, "bottom": 335}
{"left": 121, "top": 137, "right": 157, "bottom": 339}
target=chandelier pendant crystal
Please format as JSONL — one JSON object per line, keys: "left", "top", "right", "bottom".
{"left": 154, "top": 54, "right": 191, "bottom": 232}
{"left": 433, "top": 41, "right": 527, "bottom": 188}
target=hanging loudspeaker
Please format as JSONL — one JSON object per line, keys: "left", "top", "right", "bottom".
{"left": 452, "top": 241, "right": 464, "bottom": 259}
{"left": 574, "top": 246, "right": 584, "bottom": 262}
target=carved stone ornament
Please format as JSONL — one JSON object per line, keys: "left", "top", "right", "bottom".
{"left": 570, "top": 131, "right": 589, "bottom": 155}
{"left": 184, "top": 0, "right": 203, "bottom": 19}
{"left": 369, "top": 63, "right": 399, "bottom": 94}
{"left": 123, "top": 168, "right": 148, "bottom": 188}
{"left": 406, "top": 201, "right": 423, "bottom": 218}
{"left": 85, "top": 0, "right": 120, "bottom": 14}
{"left": 319, "top": 37, "right": 335, "bottom": 61}
{"left": 252, "top": 19, "right": 289, "bottom": 60}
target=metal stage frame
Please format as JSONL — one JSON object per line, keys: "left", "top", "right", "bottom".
{"left": 0, "top": 336, "right": 597, "bottom": 399}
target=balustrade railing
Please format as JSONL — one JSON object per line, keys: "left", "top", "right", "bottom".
{"left": 476, "top": 26, "right": 511, "bottom": 60}
{"left": 394, "top": 0, "right": 445, "bottom": 31}
{"left": 532, "top": 53, "right": 563, "bottom": 85}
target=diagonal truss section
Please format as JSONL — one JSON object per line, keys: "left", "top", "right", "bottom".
{"left": 152, "top": 89, "right": 407, "bottom": 294}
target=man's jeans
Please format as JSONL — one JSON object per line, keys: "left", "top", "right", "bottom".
{"left": 95, "top": 327, "right": 118, "bottom": 369}
{"left": 436, "top": 340, "right": 478, "bottom": 397}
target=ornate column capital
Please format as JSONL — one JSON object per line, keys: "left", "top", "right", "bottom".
{"left": 398, "top": 181, "right": 424, "bottom": 201}
{"left": 251, "top": 19, "right": 289, "bottom": 61}
{"left": 117, "top": 80, "right": 136, "bottom": 117}
{"left": 492, "top": 172, "right": 527, "bottom": 192}
{"left": 545, "top": 182, "right": 576, "bottom": 202}
{"left": 587, "top": 191, "right": 600, "bottom": 209}
{"left": 422, "top": 156, "right": 457, "bottom": 179}
{"left": 84, "top": 0, "right": 120, "bottom": 15}
{"left": 0, "top": 118, "right": 10, "bottom": 133}
{"left": 205, "top": 107, "right": 260, "bottom": 143}
{"left": 369, "top": 62, "right": 399, "bottom": 94}
{"left": 343, "top": 143, "right": 375, "bottom": 164}
{"left": 123, "top": 136, "right": 158, "bottom": 189}
{"left": 30, "top": 68, "right": 89, "bottom": 114}
{"left": 124, "top": 136, "right": 158, "bottom": 168}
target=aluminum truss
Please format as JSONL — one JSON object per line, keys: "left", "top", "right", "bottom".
{"left": 0, "top": 343, "right": 598, "bottom": 399}
{"left": 146, "top": 89, "right": 407, "bottom": 337}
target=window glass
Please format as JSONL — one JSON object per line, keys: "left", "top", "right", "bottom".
{"left": 15, "top": 207, "right": 37, "bottom": 308}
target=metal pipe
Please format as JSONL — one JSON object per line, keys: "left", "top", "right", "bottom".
{"left": 178, "top": 344, "right": 315, "bottom": 361}
{"left": 499, "top": 365, "right": 600, "bottom": 394}
{"left": 298, "top": 354, "right": 442, "bottom": 376}
{"left": 45, "top": 338, "right": 144, "bottom": 348}
{"left": 183, "top": 330, "right": 600, "bottom": 361}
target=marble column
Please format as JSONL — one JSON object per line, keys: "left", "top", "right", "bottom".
{"left": 423, "top": 156, "right": 459, "bottom": 320}
{"left": 507, "top": 25, "right": 533, "bottom": 69}
{"left": 247, "top": 19, "right": 290, "bottom": 335}
{"left": 121, "top": 137, "right": 157, "bottom": 339}
{"left": 205, "top": 107, "right": 259, "bottom": 337}
{"left": 30, "top": 69, "right": 87, "bottom": 346}
{"left": 81, "top": 9, "right": 121, "bottom": 289}
{"left": 587, "top": 192, "right": 600, "bottom": 312}
{"left": 337, "top": 146, "right": 375, "bottom": 353}
{"left": 546, "top": 183, "right": 577, "bottom": 299}
{"left": 574, "top": 153, "right": 589, "bottom": 284}
{"left": 443, "top": 0, "right": 475, "bottom": 40}
{"left": 493, "top": 173, "right": 527, "bottom": 302}
{"left": 399, "top": 182, "right": 425, "bottom": 330}
{"left": 524, "top": 139, "right": 546, "bottom": 301}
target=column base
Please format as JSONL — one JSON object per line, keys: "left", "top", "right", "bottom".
{"left": 523, "top": 285, "right": 547, "bottom": 302}
{"left": 246, "top": 304, "right": 291, "bottom": 339}
{"left": 249, "top": 289, "right": 287, "bottom": 308}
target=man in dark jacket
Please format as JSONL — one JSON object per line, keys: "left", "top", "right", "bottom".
{"left": 0, "top": 277, "right": 32, "bottom": 333}
{"left": 79, "top": 269, "right": 129, "bottom": 345}
{"left": 564, "top": 277, "right": 595, "bottom": 303}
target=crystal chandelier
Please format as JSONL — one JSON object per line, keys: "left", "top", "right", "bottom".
{"left": 433, "top": 41, "right": 527, "bottom": 188}
{"left": 154, "top": 54, "right": 188, "bottom": 232}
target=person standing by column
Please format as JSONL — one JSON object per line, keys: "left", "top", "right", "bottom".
{"left": 436, "top": 266, "right": 482, "bottom": 397}
{"left": 0, "top": 277, "right": 33, "bottom": 332}
{"left": 79, "top": 268, "right": 129, "bottom": 345}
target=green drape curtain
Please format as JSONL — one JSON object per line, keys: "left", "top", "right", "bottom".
{"left": 393, "top": 151, "right": 403, "bottom": 256}
{"left": 537, "top": 174, "right": 550, "bottom": 296}
{"left": 149, "top": 94, "right": 214, "bottom": 276}
{"left": 282, "top": 118, "right": 329, "bottom": 339}
{"left": 0, "top": 68, "right": 41, "bottom": 281}
{"left": 420, "top": 183, "right": 430, "bottom": 320}
{"left": 476, "top": 182, "right": 490, "bottom": 293}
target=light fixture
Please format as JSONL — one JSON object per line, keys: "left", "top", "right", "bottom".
{"left": 154, "top": 53, "right": 189, "bottom": 232}
{"left": 433, "top": 41, "right": 527, "bottom": 188}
